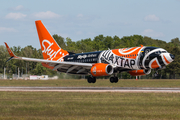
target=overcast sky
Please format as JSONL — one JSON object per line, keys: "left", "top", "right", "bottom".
{"left": 0, "top": 0, "right": 180, "bottom": 49}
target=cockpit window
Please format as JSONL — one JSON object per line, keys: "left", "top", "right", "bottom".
{"left": 155, "top": 51, "right": 161, "bottom": 54}
{"left": 161, "top": 51, "right": 167, "bottom": 53}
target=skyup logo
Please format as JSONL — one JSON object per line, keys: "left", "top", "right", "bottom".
{"left": 42, "top": 39, "right": 62, "bottom": 59}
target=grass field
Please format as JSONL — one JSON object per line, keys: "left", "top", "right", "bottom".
{"left": 0, "top": 92, "right": 180, "bottom": 120}
{"left": 0, "top": 79, "right": 180, "bottom": 88}
{"left": 0, "top": 79, "right": 180, "bottom": 120}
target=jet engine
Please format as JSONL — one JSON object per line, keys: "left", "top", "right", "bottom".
{"left": 91, "top": 63, "right": 113, "bottom": 77}
{"left": 129, "top": 69, "right": 151, "bottom": 76}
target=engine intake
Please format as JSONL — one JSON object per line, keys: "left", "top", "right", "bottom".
{"left": 91, "top": 63, "right": 113, "bottom": 77}
{"left": 129, "top": 69, "right": 151, "bottom": 76}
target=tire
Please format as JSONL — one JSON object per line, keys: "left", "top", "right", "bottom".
{"left": 114, "top": 77, "right": 118, "bottom": 83}
{"left": 87, "top": 77, "right": 92, "bottom": 83}
{"left": 110, "top": 77, "right": 114, "bottom": 83}
{"left": 92, "top": 77, "right": 96, "bottom": 83}
{"left": 87, "top": 77, "right": 96, "bottom": 83}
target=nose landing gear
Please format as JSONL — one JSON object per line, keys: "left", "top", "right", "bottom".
{"left": 154, "top": 71, "right": 158, "bottom": 77}
{"left": 154, "top": 66, "right": 165, "bottom": 77}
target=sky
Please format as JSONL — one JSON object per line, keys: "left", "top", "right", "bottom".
{"left": 0, "top": 0, "right": 180, "bottom": 49}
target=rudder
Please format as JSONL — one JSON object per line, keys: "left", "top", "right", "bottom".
{"left": 35, "top": 20, "right": 69, "bottom": 61}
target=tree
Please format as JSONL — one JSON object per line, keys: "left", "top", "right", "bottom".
{"left": 53, "top": 34, "right": 66, "bottom": 49}
{"left": 93, "top": 35, "right": 105, "bottom": 51}
{"left": 2, "top": 34, "right": 180, "bottom": 79}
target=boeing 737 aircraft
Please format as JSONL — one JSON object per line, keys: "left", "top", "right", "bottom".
{"left": 4, "top": 20, "right": 175, "bottom": 83}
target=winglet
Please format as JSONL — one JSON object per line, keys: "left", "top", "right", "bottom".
{"left": 4, "top": 42, "right": 16, "bottom": 57}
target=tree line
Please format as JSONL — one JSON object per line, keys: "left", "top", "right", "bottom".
{"left": 0, "top": 34, "right": 180, "bottom": 79}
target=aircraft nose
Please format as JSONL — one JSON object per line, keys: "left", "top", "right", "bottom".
{"left": 170, "top": 54, "right": 175, "bottom": 60}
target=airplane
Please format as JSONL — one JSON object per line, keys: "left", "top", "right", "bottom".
{"left": 4, "top": 20, "right": 175, "bottom": 83}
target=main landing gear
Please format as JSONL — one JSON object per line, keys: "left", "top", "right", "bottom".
{"left": 87, "top": 76, "right": 96, "bottom": 83}
{"left": 110, "top": 77, "right": 118, "bottom": 83}
{"left": 87, "top": 76, "right": 119, "bottom": 83}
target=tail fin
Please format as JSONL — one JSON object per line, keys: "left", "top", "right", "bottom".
{"left": 35, "top": 20, "right": 69, "bottom": 61}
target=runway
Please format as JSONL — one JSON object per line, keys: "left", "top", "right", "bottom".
{"left": 0, "top": 87, "right": 180, "bottom": 93}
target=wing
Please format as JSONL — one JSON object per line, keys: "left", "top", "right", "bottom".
{"left": 19, "top": 57, "right": 92, "bottom": 75}
{"left": 4, "top": 42, "right": 92, "bottom": 75}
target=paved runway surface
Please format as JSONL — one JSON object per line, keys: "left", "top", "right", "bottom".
{"left": 0, "top": 87, "right": 180, "bottom": 92}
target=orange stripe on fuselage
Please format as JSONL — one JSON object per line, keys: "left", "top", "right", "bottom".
{"left": 112, "top": 47, "right": 143, "bottom": 59}
{"left": 163, "top": 55, "right": 170, "bottom": 64}
{"left": 121, "top": 47, "right": 138, "bottom": 53}
{"left": 151, "top": 60, "right": 160, "bottom": 69}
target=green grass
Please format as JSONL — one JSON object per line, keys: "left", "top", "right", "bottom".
{"left": 0, "top": 79, "right": 180, "bottom": 88}
{"left": 0, "top": 79, "right": 180, "bottom": 119}
{"left": 0, "top": 92, "right": 180, "bottom": 120}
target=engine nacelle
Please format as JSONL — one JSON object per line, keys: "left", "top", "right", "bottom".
{"left": 91, "top": 63, "right": 113, "bottom": 77}
{"left": 129, "top": 69, "right": 151, "bottom": 76}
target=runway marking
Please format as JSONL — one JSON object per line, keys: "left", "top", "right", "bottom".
{"left": 0, "top": 87, "right": 180, "bottom": 93}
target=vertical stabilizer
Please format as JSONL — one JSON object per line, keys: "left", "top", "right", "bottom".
{"left": 35, "top": 20, "right": 69, "bottom": 61}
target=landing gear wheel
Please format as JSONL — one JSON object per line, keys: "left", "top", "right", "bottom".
{"left": 87, "top": 77, "right": 96, "bottom": 83}
{"left": 110, "top": 77, "right": 119, "bottom": 83}
{"left": 92, "top": 77, "right": 96, "bottom": 83}
{"left": 110, "top": 77, "right": 114, "bottom": 83}
{"left": 114, "top": 77, "right": 118, "bottom": 83}
{"left": 87, "top": 77, "right": 92, "bottom": 83}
